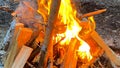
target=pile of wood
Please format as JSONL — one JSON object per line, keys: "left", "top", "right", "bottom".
{"left": 3, "top": 0, "right": 120, "bottom": 68}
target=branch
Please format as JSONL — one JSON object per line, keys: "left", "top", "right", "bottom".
{"left": 38, "top": 0, "right": 61, "bottom": 68}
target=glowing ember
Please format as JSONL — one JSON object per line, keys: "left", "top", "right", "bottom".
{"left": 37, "top": 0, "right": 93, "bottom": 61}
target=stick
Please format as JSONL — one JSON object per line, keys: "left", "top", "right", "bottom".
{"left": 38, "top": 0, "right": 61, "bottom": 68}
{"left": 91, "top": 31, "right": 120, "bottom": 66}
{"left": 80, "top": 9, "right": 106, "bottom": 19}
{"left": 12, "top": 45, "right": 33, "bottom": 68}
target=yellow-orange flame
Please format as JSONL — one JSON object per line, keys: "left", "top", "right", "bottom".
{"left": 58, "top": 0, "right": 82, "bottom": 45}
{"left": 37, "top": 0, "right": 93, "bottom": 61}
{"left": 37, "top": 0, "right": 51, "bottom": 21}
{"left": 77, "top": 38, "right": 92, "bottom": 61}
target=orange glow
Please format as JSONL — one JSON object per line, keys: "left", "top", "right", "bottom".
{"left": 58, "top": 0, "right": 82, "bottom": 45}
{"left": 37, "top": 0, "right": 93, "bottom": 61}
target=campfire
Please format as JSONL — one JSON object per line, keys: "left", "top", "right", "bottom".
{"left": 4, "top": 0, "right": 120, "bottom": 68}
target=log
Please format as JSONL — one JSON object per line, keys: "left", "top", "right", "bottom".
{"left": 4, "top": 23, "right": 23, "bottom": 68}
{"left": 3, "top": 20, "right": 20, "bottom": 50}
{"left": 61, "top": 39, "right": 78, "bottom": 68}
{"left": 79, "top": 36, "right": 104, "bottom": 68}
{"left": 91, "top": 31, "right": 120, "bottom": 66}
{"left": 17, "top": 27, "right": 33, "bottom": 49}
{"left": 38, "top": 0, "right": 61, "bottom": 68}
{"left": 4, "top": 23, "right": 33, "bottom": 68}
{"left": 12, "top": 45, "right": 33, "bottom": 68}
{"left": 14, "top": 23, "right": 33, "bottom": 53}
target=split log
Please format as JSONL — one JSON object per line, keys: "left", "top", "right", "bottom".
{"left": 38, "top": 0, "right": 61, "bottom": 68}
{"left": 4, "top": 23, "right": 33, "bottom": 68}
{"left": 3, "top": 20, "right": 17, "bottom": 50}
{"left": 12, "top": 45, "right": 33, "bottom": 68}
{"left": 4, "top": 23, "right": 22, "bottom": 68}
{"left": 91, "top": 31, "right": 120, "bottom": 66}
{"left": 14, "top": 23, "right": 33, "bottom": 53}
{"left": 61, "top": 39, "right": 78, "bottom": 68}
{"left": 79, "top": 36, "right": 104, "bottom": 68}
{"left": 16, "top": 27, "right": 33, "bottom": 49}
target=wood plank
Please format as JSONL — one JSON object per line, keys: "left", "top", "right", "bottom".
{"left": 12, "top": 45, "right": 33, "bottom": 68}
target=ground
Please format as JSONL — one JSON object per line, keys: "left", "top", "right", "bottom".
{"left": 0, "top": 0, "right": 120, "bottom": 68}
{"left": 76, "top": 0, "right": 120, "bottom": 50}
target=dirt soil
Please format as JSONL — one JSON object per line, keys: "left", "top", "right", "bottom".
{"left": 0, "top": 0, "right": 120, "bottom": 68}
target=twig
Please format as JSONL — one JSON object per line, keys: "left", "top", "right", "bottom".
{"left": 80, "top": 9, "right": 106, "bottom": 19}
{"left": 38, "top": 0, "right": 61, "bottom": 68}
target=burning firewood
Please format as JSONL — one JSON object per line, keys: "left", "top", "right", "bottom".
{"left": 38, "top": 0, "right": 61, "bottom": 68}
{"left": 4, "top": 0, "right": 120, "bottom": 68}
{"left": 61, "top": 39, "right": 78, "bottom": 68}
